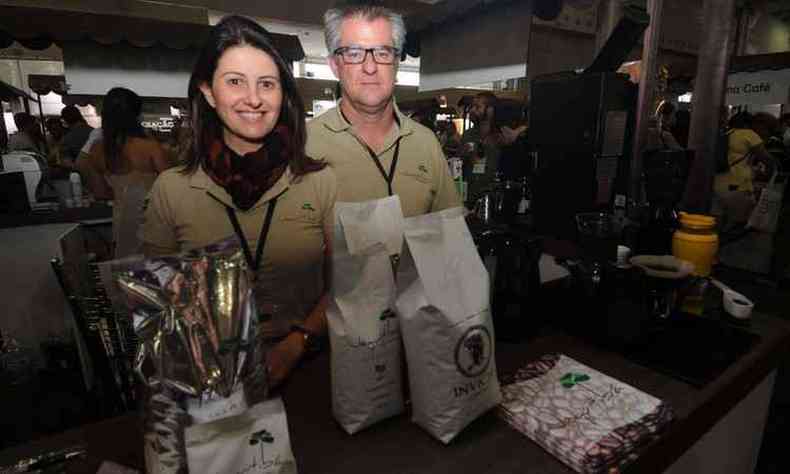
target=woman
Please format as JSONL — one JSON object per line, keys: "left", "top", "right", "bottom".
{"left": 79, "top": 87, "right": 169, "bottom": 200}
{"left": 140, "top": 15, "right": 336, "bottom": 389}
{"left": 78, "top": 87, "right": 170, "bottom": 257}
{"left": 714, "top": 112, "right": 773, "bottom": 232}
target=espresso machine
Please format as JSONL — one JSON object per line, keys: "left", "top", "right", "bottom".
{"left": 530, "top": 5, "right": 648, "bottom": 241}
{"left": 527, "top": 5, "right": 650, "bottom": 342}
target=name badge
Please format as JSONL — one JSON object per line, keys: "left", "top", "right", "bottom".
{"left": 472, "top": 160, "right": 486, "bottom": 175}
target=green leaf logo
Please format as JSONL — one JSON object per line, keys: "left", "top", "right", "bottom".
{"left": 302, "top": 202, "right": 315, "bottom": 211}
{"left": 560, "top": 372, "right": 591, "bottom": 388}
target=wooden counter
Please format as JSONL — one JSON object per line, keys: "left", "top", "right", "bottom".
{"left": 1, "top": 311, "right": 788, "bottom": 474}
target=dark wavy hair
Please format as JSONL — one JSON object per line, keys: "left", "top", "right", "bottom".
{"left": 101, "top": 87, "right": 145, "bottom": 173}
{"left": 61, "top": 105, "right": 86, "bottom": 126}
{"left": 184, "top": 15, "right": 323, "bottom": 177}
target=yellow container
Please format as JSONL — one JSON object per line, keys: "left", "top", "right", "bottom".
{"left": 672, "top": 212, "right": 719, "bottom": 277}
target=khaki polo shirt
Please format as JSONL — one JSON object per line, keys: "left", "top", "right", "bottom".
{"left": 139, "top": 165, "right": 337, "bottom": 338}
{"left": 306, "top": 102, "right": 461, "bottom": 217}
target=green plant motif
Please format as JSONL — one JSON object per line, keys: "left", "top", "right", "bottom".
{"left": 249, "top": 428, "right": 274, "bottom": 462}
{"left": 560, "top": 372, "right": 590, "bottom": 388}
{"left": 302, "top": 202, "right": 315, "bottom": 211}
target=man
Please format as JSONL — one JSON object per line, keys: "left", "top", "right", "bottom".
{"left": 460, "top": 92, "right": 501, "bottom": 202}
{"left": 7, "top": 112, "right": 46, "bottom": 154}
{"left": 60, "top": 105, "right": 93, "bottom": 166}
{"left": 463, "top": 92, "right": 498, "bottom": 145}
{"left": 781, "top": 113, "right": 790, "bottom": 148}
{"left": 306, "top": 4, "right": 459, "bottom": 217}
{"left": 646, "top": 101, "right": 683, "bottom": 151}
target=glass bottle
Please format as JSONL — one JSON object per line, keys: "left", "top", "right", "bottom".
{"left": 515, "top": 176, "right": 532, "bottom": 228}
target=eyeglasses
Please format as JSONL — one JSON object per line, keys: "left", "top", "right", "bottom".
{"left": 333, "top": 46, "right": 399, "bottom": 65}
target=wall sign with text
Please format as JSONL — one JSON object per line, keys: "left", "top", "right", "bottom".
{"left": 726, "top": 69, "right": 790, "bottom": 106}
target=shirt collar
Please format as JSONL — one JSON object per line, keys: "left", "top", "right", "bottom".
{"left": 323, "top": 99, "right": 414, "bottom": 139}
{"left": 188, "top": 164, "right": 291, "bottom": 210}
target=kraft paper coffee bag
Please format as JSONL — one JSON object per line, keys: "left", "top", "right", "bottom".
{"left": 327, "top": 197, "right": 405, "bottom": 434}
{"left": 396, "top": 207, "right": 501, "bottom": 444}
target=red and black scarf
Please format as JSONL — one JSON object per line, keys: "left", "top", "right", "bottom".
{"left": 203, "top": 125, "right": 291, "bottom": 210}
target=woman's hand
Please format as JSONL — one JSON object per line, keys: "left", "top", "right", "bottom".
{"left": 266, "top": 332, "right": 306, "bottom": 389}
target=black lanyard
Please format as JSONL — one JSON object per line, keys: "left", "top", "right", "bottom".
{"left": 340, "top": 108, "right": 401, "bottom": 196}
{"left": 364, "top": 140, "right": 400, "bottom": 196}
{"left": 208, "top": 193, "right": 279, "bottom": 272}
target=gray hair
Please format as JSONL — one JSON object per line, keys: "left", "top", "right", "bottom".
{"left": 323, "top": 5, "right": 406, "bottom": 56}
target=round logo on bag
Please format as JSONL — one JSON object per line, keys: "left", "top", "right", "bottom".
{"left": 455, "top": 325, "right": 492, "bottom": 378}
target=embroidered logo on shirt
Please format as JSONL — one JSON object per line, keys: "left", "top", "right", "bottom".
{"left": 418, "top": 164, "right": 428, "bottom": 173}
{"left": 560, "top": 372, "right": 591, "bottom": 388}
{"left": 302, "top": 202, "right": 315, "bottom": 211}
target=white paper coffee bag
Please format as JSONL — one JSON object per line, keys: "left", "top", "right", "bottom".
{"left": 327, "top": 197, "right": 405, "bottom": 434}
{"left": 396, "top": 207, "right": 502, "bottom": 444}
{"left": 185, "top": 398, "right": 297, "bottom": 474}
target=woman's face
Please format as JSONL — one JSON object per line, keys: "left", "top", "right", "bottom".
{"left": 200, "top": 44, "right": 283, "bottom": 155}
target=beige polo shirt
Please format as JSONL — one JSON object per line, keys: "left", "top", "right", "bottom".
{"left": 139, "top": 164, "right": 337, "bottom": 338}
{"left": 306, "top": 102, "right": 460, "bottom": 217}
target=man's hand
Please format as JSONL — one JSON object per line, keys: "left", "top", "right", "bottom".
{"left": 266, "top": 332, "right": 306, "bottom": 389}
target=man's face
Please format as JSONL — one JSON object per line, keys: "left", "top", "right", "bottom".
{"left": 661, "top": 111, "right": 676, "bottom": 129}
{"left": 470, "top": 98, "right": 489, "bottom": 123}
{"left": 329, "top": 17, "right": 397, "bottom": 114}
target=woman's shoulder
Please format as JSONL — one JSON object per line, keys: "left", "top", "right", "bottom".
{"left": 732, "top": 128, "right": 763, "bottom": 146}
{"left": 127, "top": 135, "right": 165, "bottom": 150}
{"left": 288, "top": 165, "right": 336, "bottom": 207}
{"left": 732, "top": 128, "right": 760, "bottom": 138}
{"left": 153, "top": 166, "right": 192, "bottom": 192}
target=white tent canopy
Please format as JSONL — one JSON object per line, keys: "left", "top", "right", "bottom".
{"left": 726, "top": 68, "right": 790, "bottom": 106}
{"left": 63, "top": 41, "right": 195, "bottom": 99}
{"left": 418, "top": 1, "right": 533, "bottom": 92}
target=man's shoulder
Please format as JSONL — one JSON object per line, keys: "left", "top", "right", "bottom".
{"left": 460, "top": 127, "right": 479, "bottom": 143}
{"left": 64, "top": 123, "right": 90, "bottom": 137}
{"left": 400, "top": 116, "right": 443, "bottom": 160}
{"left": 402, "top": 115, "right": 438, "bottom": 141}
{"left": 75, "top": 122, "right": 93, "bottom": 134}
{"left": 307, "top": 108, "right": 339, "bottom": 133}
{"left": 306, "top": 108, "right": 347, "bottom": 162}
